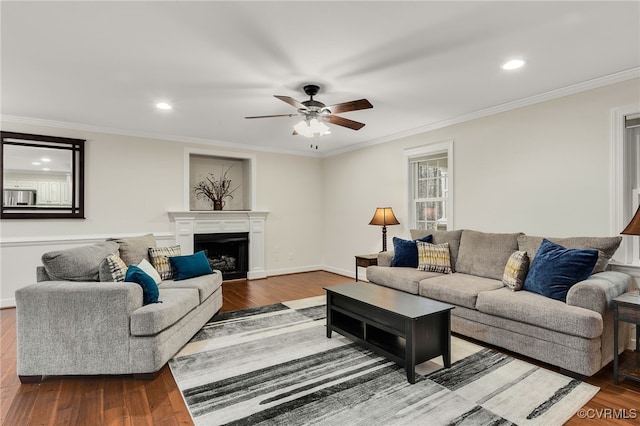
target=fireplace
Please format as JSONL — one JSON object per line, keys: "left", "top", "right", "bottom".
{"left": 168, "top": 211, "right": 268, "bottom": 279}
{"left": 194, "top": 232, "right": 249, "bottom": 280}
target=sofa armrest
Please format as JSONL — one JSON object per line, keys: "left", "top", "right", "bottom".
{"left": 377, "top": 251, "right": 394, "bottom": 267}
{"left": 566, "top": 271, "right": 633, "bottom": 315}
{"left": 16, "top": 281, "right": 143, "bottom": 376}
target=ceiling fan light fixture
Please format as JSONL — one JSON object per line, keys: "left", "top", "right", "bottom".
{"left": 293, "top": 118, "right": 330, "bottom": 138}
{"left": 293, "top": 120, "right": 314, "bottom": 138}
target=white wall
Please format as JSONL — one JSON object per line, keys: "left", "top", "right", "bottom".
{"left": 322, "top": 78, "right": 640, "bottom": 277}
{"left": 2, "top": 78, "right": 639, "bottom": 307}
{"left": 0, "top": 122, "right": 324, "bottom": 306}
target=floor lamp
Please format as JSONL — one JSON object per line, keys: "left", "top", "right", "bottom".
{"left": 369, "top": 207, "right": 400, "bottom": 252}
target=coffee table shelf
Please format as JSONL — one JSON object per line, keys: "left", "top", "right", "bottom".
{"left": 325, "top": 282, "right": 454, "bottom": 383}
{"left": 331, "top": 306, "right": 406, "bottom": 363}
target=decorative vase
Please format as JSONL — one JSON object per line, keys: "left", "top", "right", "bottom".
{"left": 213, "top": 200, "right": 224, "bottom": 210}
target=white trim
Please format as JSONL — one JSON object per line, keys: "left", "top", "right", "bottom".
{"left": 0, "top": 232, "right": 174, "bottom": 248}
{"left": 183, "top": 147, "right": 257, "bottom": 211}
{"left": 327, "top": 68, "right": 640, "bottom": 157}
{"left": 266, "top": 265, "right": 326, "bottom": 277}
{"left": 611, "top": 103, "right": 640, "bottom": 264}
{"left": 0, "top": 114, "right": 318, "bottom": 157}
{"left": 2, "top": 68, "right": 638, "bottom": 159}
{"left": 403, "top": 141, "right": 454, "bottom": 230}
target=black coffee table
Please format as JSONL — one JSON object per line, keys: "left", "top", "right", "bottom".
{"left": 325, "top": 282, "right": 454, "bottom": 384}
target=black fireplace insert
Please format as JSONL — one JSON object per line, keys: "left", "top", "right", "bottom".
{"left": 193, "top": 232, "right": 249, "bottom": 280}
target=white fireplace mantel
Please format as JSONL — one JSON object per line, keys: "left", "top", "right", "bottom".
{"left": 168, "top": 211, "right": 269, "bottom": 279}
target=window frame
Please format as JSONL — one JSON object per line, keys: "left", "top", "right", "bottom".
{"left": 403, "top": 141, "right": 454, "bottom": 231}
{"left": 611, "top": 104, "right": 640, "bottom": 265}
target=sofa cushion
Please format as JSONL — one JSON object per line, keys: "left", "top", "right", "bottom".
{"left": 417, "top": 242, "right": 452, "bottom": 273}
{"left": 390, "top": 235, "right": 432, "bottom": 267}
{"left": 523, "top": 239, "right": 598, "bottom": 302}
{"left": 476, "top": 287, "right": 603, "bottom": 339}
{"left": 136, "top": 259, "right": 162, "bottom": 284}
{"left": 502, "top": 250, "right": 529, "bottom": 291}
{"left": 366, "top": 266, "right": 441, "bottom": 294}
{"left": 418, "top": 273, "right": 503, "bottom": 309}
{"left": 149, "top": 245, "right": 181, "bottom": 280}
{"left": 160, "top": 270, "right": 223, "bottom": 303}
{"left": 111, "top": 234, "right": 157, "bottom": 266}
{"left": 42, "top": 241, "right": 119, "bottom": 282}
{"left": 517, "top": 235, "right": 621, "bottom": 273}
{"left": 411, "top": 229, "right": 463, "bottom": 272}
{"left": 455, "top": 230, "right": 521, "bottom": 280}
{"left": 99, "top": 253, "right": 128, "bottom": 282}
{"left": 169, "top": 251, "right": 214, "bottom": 281}
{"left": 125, "top": 265, "right": 160, "bottom": 305}
{"left": 130, "top": 288, "right": 200, "bottom": 336}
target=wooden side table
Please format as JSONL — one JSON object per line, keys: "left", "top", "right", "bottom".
{"left": 355, "top": 254, "right": 378, "bottom": 282}
{"left": 612, "top": 291, "right": 640, "bottom": 384}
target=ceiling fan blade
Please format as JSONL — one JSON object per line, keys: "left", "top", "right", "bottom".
{"left": 326, "top": 99, "right": 373, "bottom": 114}
{"left": 245, "top": 113, "right": 297, "bottom": 119}
{"left": 274, "top": 95, "right": 306, "bottom": 110}
{"left": 324, "top": 114, "right": 366, "bottom": 130}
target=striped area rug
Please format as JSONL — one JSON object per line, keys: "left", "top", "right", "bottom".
{"left": 169, "top": 296, "right": 598, "bottom": 426}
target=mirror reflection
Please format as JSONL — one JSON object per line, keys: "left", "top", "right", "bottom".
{"left": 1, "top": 132, "right": 85, "bottom": 219}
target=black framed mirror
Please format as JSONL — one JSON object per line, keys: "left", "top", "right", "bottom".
{"left": 1, "top": 131, "right": 85, "bottom": 219}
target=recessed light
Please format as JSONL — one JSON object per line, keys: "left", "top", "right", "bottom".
{"left": 502, "top": 59, "right": 525, "bottom": 70}
{"left": 32, "top": 162, "right": 41, "bottom": 165}
{"left": 156, "top": 102, "right": 172, "bottom": 110}
{"left": 41, "top": 157, "right": 51, "bottom": 162}
{"left": 42, "top": 168, "right": 50, "bottom": 171}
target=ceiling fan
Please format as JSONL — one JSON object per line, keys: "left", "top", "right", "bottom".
{"left": 245, "top": 84, "right": 373, "bottom": 138}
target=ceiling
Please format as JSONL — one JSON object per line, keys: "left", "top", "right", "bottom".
{"left": 1, "top": 1, "right": 639, "bottom": 156}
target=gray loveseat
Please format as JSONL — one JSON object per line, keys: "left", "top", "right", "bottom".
{"left": 15, "top": 235, "right": 222, "bottom": 382}
{"left": 366, "top": 229, "right": 634, "bottom": 377}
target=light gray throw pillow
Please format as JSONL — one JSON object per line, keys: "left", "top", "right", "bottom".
{"left": 111, "top": 233, "right": 157, "bottom": 266}
{"left": 42, "top": 241, "right": 119, "bottom": 281}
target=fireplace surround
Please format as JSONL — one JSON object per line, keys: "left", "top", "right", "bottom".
{"left": 168, "top": 211, "right": 268, "bottom": 279}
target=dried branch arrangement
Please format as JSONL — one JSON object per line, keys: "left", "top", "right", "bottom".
{"left": 193, "top": 164, "right": 239, "bottom": 209}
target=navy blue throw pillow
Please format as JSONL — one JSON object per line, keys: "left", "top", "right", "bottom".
{"left": 169, "top": 251, "right": 214, "bottom": 281}
{"left": 523, "top": 239, "right": 598, "bottom": 302}
{"left": 391, "top": 235, "right": 433, "bottom": 267}
{"left": 125, "top": 265, "right": 160, "bottom": 305}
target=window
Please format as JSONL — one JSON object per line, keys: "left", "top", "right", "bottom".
{"left": 611, "top": 106, "right": 640, "bottom": 264}
{"left": 404, "top": 141, "right": 453, "bottom": 231}
{"left": 625, "top": 113, "right": 640, "bottom": 263}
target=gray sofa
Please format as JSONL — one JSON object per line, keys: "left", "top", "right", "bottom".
{"left": 366, "top": 229, "right": 634, "bottom": 377}
{"left": 15, "top": 237, "right": 223, "bottom": 382}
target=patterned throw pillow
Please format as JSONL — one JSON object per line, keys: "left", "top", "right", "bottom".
{"left": 416, "top": 242, "right": 452, "bottom": 274}
{"left": 148, "top": 245, "right": 181, "bottom": 280}
{"left": 502, "top": 250, "right": 530, "bottom": 291}
{"left": 103, "top": 254, "right": 128, "bottom": 282}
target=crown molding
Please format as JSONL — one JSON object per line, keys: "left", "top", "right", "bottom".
{"left": 0, "top": 115, "right": 320, "bottom": 158}
{"left": 2, "top": 68, "right": 638, "bottom": 159}
{"left": 325, "top": 67, "right": 640, "bottom": 157}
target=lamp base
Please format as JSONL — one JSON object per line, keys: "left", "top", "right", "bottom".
{"left": 381, "top": 225, "right": 388, "bottom": 252}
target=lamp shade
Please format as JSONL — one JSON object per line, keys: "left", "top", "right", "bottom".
{"left": 622, "top": 206, "right": 640, "bottom": 235}
{"left": 369, "top": 207, "right": 400, "bottom": 226}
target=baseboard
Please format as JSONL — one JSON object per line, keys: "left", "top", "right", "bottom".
{"left": 1, "top": 298, "right": 16, "bottom": 309}
{"left": 265, "top": 265, "right": 325, "bottom": 277}
{"left": 321, "top": 264, "right": 355, "bottom": 280}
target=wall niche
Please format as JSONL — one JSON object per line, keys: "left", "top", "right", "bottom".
{"left": 187, "top": 150, "right": 254, "bottom": 211}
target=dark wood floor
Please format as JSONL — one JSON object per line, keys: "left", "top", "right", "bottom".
{"left": 1, "top": 271, "right": 639, "bottom": 425}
